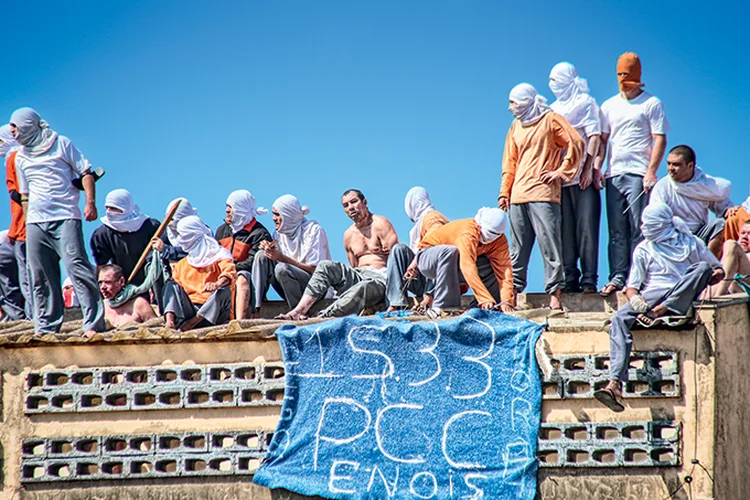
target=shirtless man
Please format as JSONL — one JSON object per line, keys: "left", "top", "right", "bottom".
{"left": 710, "top": 220, "right": 750, "bottom": 296}
{"left": 279, "top": 189, "right": 399, "bottom": 319}
{"left": 98, "top": 264, "right": 156, "bottom": 328}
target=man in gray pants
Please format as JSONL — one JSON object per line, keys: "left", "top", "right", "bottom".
{"left": 12, "top": 107, "right": 105, "bottom": 336}
{"left": 0, "top": 231, "right": 26, "bottom": 321}
{"left": 594, "top": 203, "right": 722, "bottom": 412}
{"left": 279, "top": 189, "right": 399, "bottom": 320}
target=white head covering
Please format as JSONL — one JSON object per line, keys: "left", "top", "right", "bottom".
{"left": 641, "top": 203, "right": 699, "bottom": 268}
{"left": 0, "top": 229, "right": 9, "bottom": 247}
{"left": 669, "top": 166, "right": 732, "bottom": 202}
{"left": 100, "top": 189, "right": 149, "bottom": 233}
{"left": 509, "top": 83, "right": 552, "bottom": 126}
{"left": 176, "top": 215, "right": 232, "bottom": 268}
{"left": 473, "top": 207, "right": 508, "bottom": 244}
{"left": 226, "top": 190, "right": 268, "bottom": 234}
{"left": 548, "top": 62, "right": 597, "bottom": 130}
{"left": 743, "top": 194, "right": 750, "bottom": 214}
{"left": 273, "top": 194, "right": 315, "bottom": 260}
{"left": 166, "top": 197, "right": 198, "bottom": 244}
{"left": 9, "top": 107, "right": 58, "bottom": 157}
{"left": 0, "top": 124, "right": 19, "bottom": 157}
{"left": 404, "top": 187, "right": 435, "bottom": 252}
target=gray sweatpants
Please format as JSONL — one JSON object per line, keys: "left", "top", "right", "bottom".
{"left": 509, "top": 202, "right": 565, "bottom": 294}
{"left": 0, "top": 240, "right": 26, "bottom": 321}
{"left": 304, "top": 260, "right": 386, "bottom": 317}
{"left": 26, "top": 220, "right": 105, "bottom": 334}
{"left": 385, "top": 244, "right": 432, "bottom": 308}
{"left": 251, "top": 252, "right": 312, "bottom": 310}
{"left": 561, "top": 184, "right": 601, "bottom": 291}
{"left": 162, "top": 280, "right": 232, "bottom": 328}
{"left": 13, "top": 240, "right": 32, "bottom": 319}
{"left": 605, "top": 174, "right": 649, "bottom": 289}
{"left": 416, "top": 245, "right": 461, "bottom": 309}
{"left": 608, "top": 262, "right": 713, "bottom": 382}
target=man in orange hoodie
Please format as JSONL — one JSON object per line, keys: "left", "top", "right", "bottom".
{"left": 499, "top": 83, "right": 584, "bottom": 311}
{"left": 1, "top": 124, "right": 31, "bottom": 319}
{"left": 412, "top": 207, "right": 514, "bottom": 314}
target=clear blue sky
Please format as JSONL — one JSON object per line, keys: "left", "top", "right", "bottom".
{"left": 2, "top": 0, "right": 749, "bottom": 293}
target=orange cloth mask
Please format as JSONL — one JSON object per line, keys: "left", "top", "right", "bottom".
{"left": 617, "top": 52, "right": 645, "bottom": 93}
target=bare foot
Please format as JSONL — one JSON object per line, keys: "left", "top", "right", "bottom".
{"left": 250, "top": 311, "right": 260, "bottom": 319}
{"left": 83, "top": 330, "right": 97, "bottom": 339}
{"left": 275, "top": 311, "right": 308, "bottom": 321}
{"left": 549, "top": 291, "right": 563, "bottom": 310}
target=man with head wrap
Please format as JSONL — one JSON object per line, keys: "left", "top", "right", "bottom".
{"left": 549, "top": 62, "right": 604, "bottom": 293}
{"left": 215, "top": 190, "right": 273, "bottom": 319}
{"left": 10, "top": 107, "right": 105, "bottom": 335}
{"left": 150, "top": 197, "right": 196, "bottom": 266}
{"left": 90, "top": 189, "right": 163, "bottom": 286}
{"left": 499, "top": 83, "right": 584, "bottom": 310}
{"left": 279, "top": 189, "right": 399, "bottom": 320}
{"left": 594, "top": 203, "right": 722, "bottom": 412}
{"left": 1, "top": 124, "right": 31, "bottom": 318}
{"left": 251, "top": 194, "right": 331, "bottom": 311}
{"left": 385, "top": 187, "right": 449, "bottom": 311}
{"left": 160, "top": 216, "right": 238, "bottom": 331}
{"left": 0, "top": 230, "right": 26, "bottom": 321}
{"left": 599, "top": 52, "right": 670, "bottom": 296}
{"left": 650, "top": 145, "right": 735, "bottom": 257}
{"left": 413, "top": 207, "right": 514, "bottom": 314}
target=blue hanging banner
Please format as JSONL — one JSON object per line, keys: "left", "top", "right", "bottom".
{"left": 254, "top": 309, "right": 543, "bottom": 500}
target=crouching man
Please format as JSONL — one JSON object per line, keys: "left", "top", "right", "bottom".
{"left": 98, "top": 264, "right": 156, "bottom": 328}
{"left": 594, "top": 203, "right": 723, "bottom": 412}
{"left": 162, "top": 216, "right": 238, "bottom": 331}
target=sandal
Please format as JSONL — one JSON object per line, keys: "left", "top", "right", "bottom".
{"left": 594, "top": 387, "right": 625, "bottom": 412}
{"left": 636, "top": 313, "right": 656, "bottom": 328}
{"left": 599, "top": 282, "right": 621, "bottom": 297}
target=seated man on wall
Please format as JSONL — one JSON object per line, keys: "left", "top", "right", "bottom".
{"left": 385, "top": 186, "right": 449, "bottom": 311}
{"left": 724, "top": 190, "right": 750, "bottom": 242}
{"left": 711, "top": 220, "right": 750, "bottom": 297}
{"left": 162, "top": 216, "right": 238, "bottom": 331}
{"left": 215, "top": 190, "right": 272, "bottom": 319}
{"left": 279, "top": 189, "right": 399, "bottom": 320}
{"left": 98, "top": 264, "right": 156, "bottom": 328}
{"left": 594, "top": 203, "right": 723, "bottom": 412}
{"left": 252, "top": 194, "right": 331, "bottom": 314}
{"left": 649, "top": 145, "right": 734, "bottom": 257}
{"left": 412, "top": 207, "right": 514, "bottom": 315}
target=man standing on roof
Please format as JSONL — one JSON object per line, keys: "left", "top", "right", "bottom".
{"left": 11, "top": 107, "right": 105, "bottom": 336}
{"left": 279, "top": 189, "right": 399, "bottom": 320}
{"left": 1, "top": 124, "right": 31, "bottom": 318}
{"left": 649, "top": 145, "right": 733, "bottom": 258}
{"left": 0, "top": 230, "right": 26, "bottom": 321}
{"left": 548, "top": 62, "right": 604, "bottom": 294}
{"left": 599, "top": 52, "right": 670, "bottom": 296}
{"left": 215, "top": 190, "right": 272, "bottom": 319}
{"left": 413, "top": 207, "right": 514, "bottom": 315}
{"left": 594, "top": 204, "right": 722, "bottom": 412}
{"left": 499, "top": 83, "right": 584, "bottom": 311}
{"left": 251, "top": 194, "right": 331, "bottom": 312}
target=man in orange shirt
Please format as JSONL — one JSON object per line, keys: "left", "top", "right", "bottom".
{"left": 161, "top": 216, "right": 238, "bottom": 331}
{"left": 725, "top": 191, "right": 750, "bottom": 242}
{"left": 413, "top": 207, "right": 514, "bottom": 314}
{"left": 499, "top": 83, "right": 584, "bottom": 310}
{"left": 385, "top": 187, "right": 449, "bottom": 311}
{"left": 1, "top": 124, "right": 31, "bottom": 319}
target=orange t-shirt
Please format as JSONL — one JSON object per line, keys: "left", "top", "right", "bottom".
{"left": 5, "top": 151, "right": 25, "bottom": 241}
{"left": 725, "top": 206, "right": 750, "bottom": 242}
{"left": 173, "top": 258, "right": 238, "bottom": 306}
{"left": 419, "top": 218, "right": 514, "bottom": 305}
{"left": 500, "top": 112, "right": 584, "bottom": 205}
{"left": 420, "top": 210, "right": 449, "bottom": 240}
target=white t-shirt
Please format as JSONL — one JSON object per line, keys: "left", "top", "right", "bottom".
{"left": 15, "top": 136, "right": 92, "bottom": 224}
{"left": 650, "top": 176, "right": 733, "bottom": 233}
{"left": 550, "top": 94, "right": 602, "bottom": 187}
{"left": 600, "top": 91, "right": 670, "bottom": 178}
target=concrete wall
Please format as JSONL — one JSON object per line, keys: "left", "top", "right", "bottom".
{"left": 1, "top": 298, "right": 747, "bottom": 499}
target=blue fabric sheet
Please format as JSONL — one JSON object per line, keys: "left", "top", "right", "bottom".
{"left": 254, "top": 309, "right": 543, "bottom": 499}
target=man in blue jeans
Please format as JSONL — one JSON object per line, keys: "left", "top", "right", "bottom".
{"left": 12, "top": 107, "right": 105, "bottom": 336}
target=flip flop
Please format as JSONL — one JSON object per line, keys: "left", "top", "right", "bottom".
{"left": 594, "top": 388, "right": 625, "bottom": 412}
{"left": 599, "top": 283, "right": 621, "bottom": 297}
{"left": 636, "top": 313, "right": 656, "bottom": 328}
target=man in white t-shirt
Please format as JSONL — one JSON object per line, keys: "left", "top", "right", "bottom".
{"left": 650, "top": 145, "right": 734, "bottom": 257}
{"left": 549, "top": 62, "right": 603, "bottom": 293}
{"left": 599, "top": 52, "right": 670, "bottom": 296}
{"left": 11, "top": 107, "right": 105, "bottom": 336}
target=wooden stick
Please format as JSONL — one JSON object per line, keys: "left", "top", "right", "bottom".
{"left": 127, "top": 200, "right": 182, "bottom": 284}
